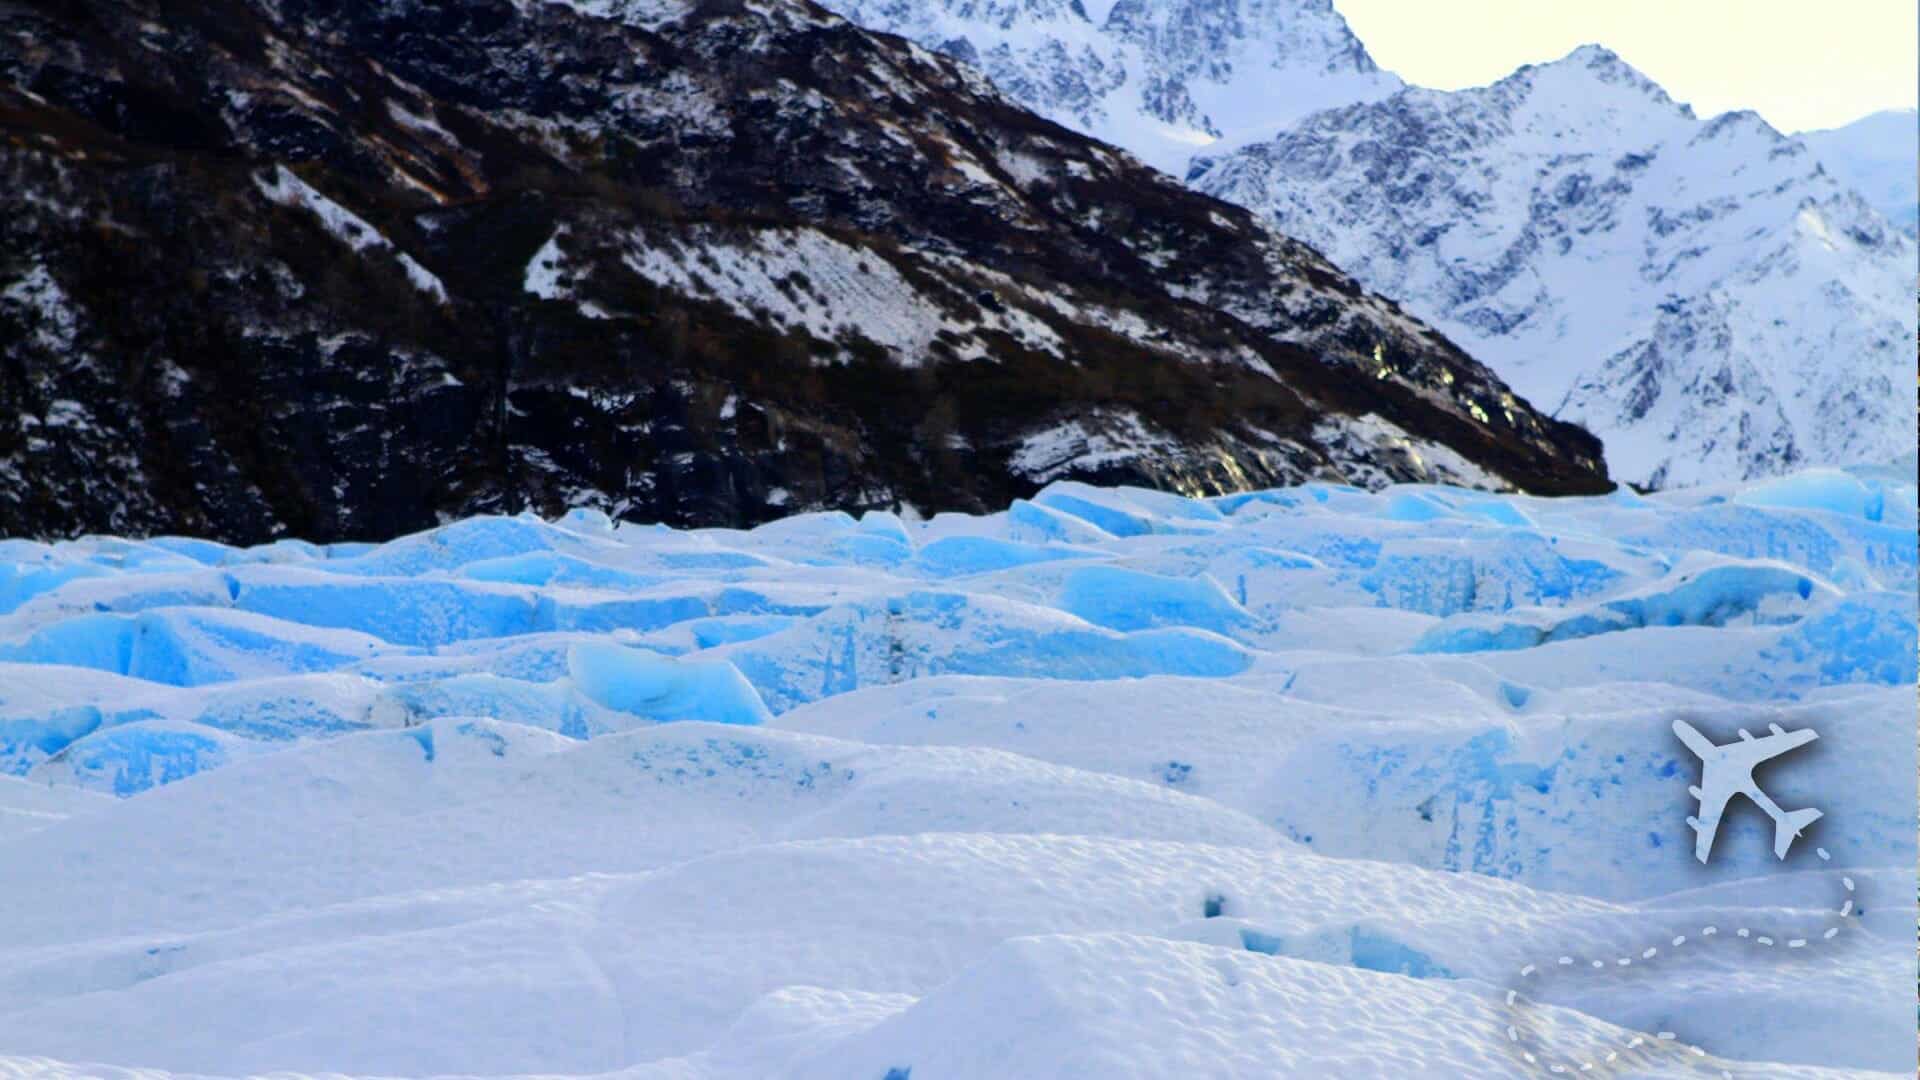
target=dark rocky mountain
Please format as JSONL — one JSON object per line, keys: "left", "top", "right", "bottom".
{"left": 0, "top": 0, "right": 1608, "bottom": 544}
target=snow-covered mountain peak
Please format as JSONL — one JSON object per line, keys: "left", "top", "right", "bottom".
{"left": 1104, "top": 0, "right": 1396, "bottom": 142}
{"left": 1463, "top": 45, "right": 1698, "bottom": 147}
{"left": 1192, "top": 50, "right": 1916, "bottom": 489}
{"left": 808, "top": 0, "right": 1911, "bottom": 490}
{"left": 1550, "top": 44, "right": 1683, "bottom": 106}
{"left": 819, "top": 0, "right": 1402, "bottom": 172}
{"left": 1102, "top": 0, "right": 1388, "bottom": 81}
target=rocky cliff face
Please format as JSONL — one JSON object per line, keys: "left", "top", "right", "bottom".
{"left": 1190, "top": 46, "right": 1917, "bottom": 489}
{"left": 0, "top": 0, "right": 1606, "bottom": 543}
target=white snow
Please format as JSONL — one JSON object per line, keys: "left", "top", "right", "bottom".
{"left": 0, "top": 775, "right": 106, "bottom": 842}
{"left": 254, "top": 166, "right": 448, "bottom": 303}
{"left": 524, "top": 226, "right": 610, "bottom": 319}
{"left": 0, "top": 265, "right": 80, "bottom": 353}
{"left": 621, "top": 225, "right": 1065, "bottom": 362}
{"left": 385, "top": 99, "right": 456, "bottom": 144}
{"left": 1799, "top": 108, "right": 1918, "bottom": 237}
{"left": 819, "top": 0, "right": 1404, "bottom": 175}
{"left": 1007, "top": 411, "right": 1183, "bottom": 483}
{"left": 533, "top": 0, "right": 696, "bottom": 31}
{"left": 0, "top": 468, "right": 1911, "bottom": 1077}
{"left": 526, "top": 233, "right": 568, "bottom": 299}
{"left": 254, "top": 166, "right": 385, "bottom": 253}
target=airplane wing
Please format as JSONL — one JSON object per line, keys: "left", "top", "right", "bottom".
{"left": 1721, "top": 724, "right": 1818, "bottom": 772}
{"left": 1686, "top": 783, "right": 1735, "bottom": 864}
{"left": 1671, "top": 719, "right": 1718, "bottom": 760}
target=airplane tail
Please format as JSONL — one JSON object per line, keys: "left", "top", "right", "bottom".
{"left": 1773, "top": 807, "right": 1822, "bottom": 860}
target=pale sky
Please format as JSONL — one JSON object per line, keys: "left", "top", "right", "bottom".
{"left": 1335, "top": 0, "right": 1918, "bottom": 133}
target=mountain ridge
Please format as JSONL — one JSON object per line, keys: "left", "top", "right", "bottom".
{"left": 1798, "top": 108, "right": 1918, "bottom": 239}
{"left": 811, "top": 0, "right": 1915, "bottom": 489}
{"left": 822, "top": 0, "right": 1404, "bottom": 172}
{"left": 1189, "top": 44, "right": 1916, "bottom": 488}
{"left": 0, "top": 0, "right": 1607, "bottom": 543}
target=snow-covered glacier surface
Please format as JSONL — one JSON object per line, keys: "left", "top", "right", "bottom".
{"left": 0, "top": 470, "right": 1913, "bottom": 1078}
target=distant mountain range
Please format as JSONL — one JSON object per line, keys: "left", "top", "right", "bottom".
{"left": 1191, "top": 47, "right": 1916, "bottom": 489}
{"left": 0, "top": 0, "right": 1607, "bottom": 543}
{"left": 827, "top": 0, "right": 1918, "bottom": 488}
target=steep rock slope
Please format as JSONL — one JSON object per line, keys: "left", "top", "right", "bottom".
{"left": 1799, "top": 108, "right": 1917, "bottom": 238}
{"left": 0, "top": 0, "right": 1606, "bottom": 543}
{"left": 1190, "top": 46, "right": 1917, "bottom": 489}
{"left": 809, "top": 0, "right": 1403, "bottom": 173}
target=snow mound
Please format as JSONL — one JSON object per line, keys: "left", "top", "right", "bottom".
{"left": 27, "top": 717, "right": 266, "bottom": 796}
{"left": 0, "top": 719, "right": 1282, "bottom": 951}
{"left": 908, "top": 535, "right": 1096, "bottom": 578}
{"left": 796, "top": 924, "right": 1889, "bottom": 1079}
{"left": 0, "top": 775, "right": 106, "bottom": 842}
{"left": 787, "top": 933, "right": 1750, "bottom": 1079}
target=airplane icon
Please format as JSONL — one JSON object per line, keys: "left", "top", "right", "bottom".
{"left": 1673, "top": 719, "right": 1823, "bottom": 865}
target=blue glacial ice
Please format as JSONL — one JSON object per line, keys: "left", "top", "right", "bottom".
{"left": 567, "top": 642, "right": 772, "bottom": 727}
{"left": 0, "top": 467, "right": 1908, "bottom": 802}
{"left": 0, "top": 560, "right": 113, "bottom": 615}
{"left": 32, "top": 718, "right": 263, "bottom": 796}
{"left": 908, "top": 536, "right": 1096, "bottom": 578}
{"left": 0, "top": 608, "right": 390, "bottom": 686}
{"left": 1410, "top": 557, "right": 1833, "bottom": 654}
{"left": 1056, "top": 565, "right": 1253, "bottom": 635}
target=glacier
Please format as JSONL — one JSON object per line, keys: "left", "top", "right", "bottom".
{"left": 0, "top": 469, "right": 1912, "bottom": 1077}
